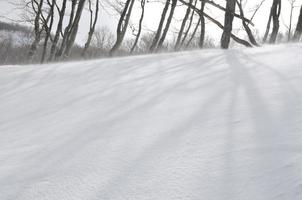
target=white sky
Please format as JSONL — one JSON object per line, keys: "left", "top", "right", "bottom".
{"left": 0, "top": 0, "right": 301, "bottom": 45}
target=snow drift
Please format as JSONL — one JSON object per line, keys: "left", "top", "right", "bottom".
{"left": 1, "top": 44, "right": 302, "bottom": 200}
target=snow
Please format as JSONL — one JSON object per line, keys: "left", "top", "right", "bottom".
{"left": 1, "top": 44, "right": 302, "bottom": 200}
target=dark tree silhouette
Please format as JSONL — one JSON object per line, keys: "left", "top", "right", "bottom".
{"left": 221, "top": 0, "right": 236, "bottom": 49}
{"left": 263, "top": 0, "right": 281, "bottom": 43}
{"left": 82, "top": 0, "right": 100, "bottom": 57}
{"left": 293, "top": 5, "right": 302, "bottom": 41}
{"left": 110, "top": 0, "right": 135, "bottom": 56}
{"left": 131, "top": 0, "right": 146, "bottom": 53}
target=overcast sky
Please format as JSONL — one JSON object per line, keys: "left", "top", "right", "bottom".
{"left": 1, "top": 0, "right": 301, "bottom": 45}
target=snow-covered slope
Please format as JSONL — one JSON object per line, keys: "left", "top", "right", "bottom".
{"left": 1, "top": 44, "right": 302, "bottom": 200}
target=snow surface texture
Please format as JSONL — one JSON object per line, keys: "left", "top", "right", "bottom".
{"left": 1, "top": 44, "right": 302, "bottom": 200}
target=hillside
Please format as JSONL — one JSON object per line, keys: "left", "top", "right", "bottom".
{"left": 1, "top": 44, "right": 302, "bottom": 200}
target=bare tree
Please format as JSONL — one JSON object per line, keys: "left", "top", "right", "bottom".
{"left": 181, "top": 0, "right": 198, "bottom": 47}
{"left": 175, "top": 0, "right": 193, "bottom": 50}
{"left": 10, "top": 0, "right": 302, "bottom": 66}
{"left": 55, "top": 0, "right": 77, "bottom": 59}
{"left": 41, "top": 0, "right": 55, "bottom": 63}
{"left": 27, "top": 0, "right": 44, "bottom": 61}
{"left": 221, "top": 0, "right": 236, "bottom": 49}
{"left": 157, "top": 0, "right": 177, "bottom": 50}
{"left": 263, "top": 0, "right": 281, "bottom": 43}
{"left": 236, "top": 0, "right": 259, "bottom": 46}
{"left": 82, "top": 0, "right": 100, "bottom": 57}
{"left": 287, "top": 0, "right": 296, "bottom": 41}
{"left": 293, "top": 5, "right": 302, "bottom": 41}
{"left": 130, "top": 0, "right": 146, "bottom": 53}
{"left": 198, "top": 0, "right": 254, "bottom": 25}
{"left": 110, "top": 0, "right": 135, "bottom": 56}
{"left": 186, "top": 18, "right": 201, "bottom": 48}
{"left": 48, "top": 0, "right": 67, "bottom": 61}
{"left": 199, "top": 0, "right": 206, "bottom": 48}
{"left": 149, "top": 0, "right": 171, "bottom": 52}
{"left": 64, "top": 0, "right": 87, "bottom": 58}
{"left": 179, "top": 0, "right": 251, "bottom": 47}
{"left": 93, "top": 27, "right": 115, "bottom": 50}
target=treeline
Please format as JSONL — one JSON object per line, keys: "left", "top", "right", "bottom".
{"left": 0, "top": 21, "right": 31, "bottom": 33}
{"left": 1, "top": 0, "right": 302, "bottom": 65}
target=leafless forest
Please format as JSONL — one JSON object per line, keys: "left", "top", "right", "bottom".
{"left": 1, "top": 0, "right": 302, "bottom": 65}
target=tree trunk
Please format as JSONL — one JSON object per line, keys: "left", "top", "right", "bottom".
{"left": 41, "top": 0, "right": 55, "bottom": 64}
{"left": 110, "top": 0, "right": 135, "bottom": 56}
{"left": 269, "top": 0, "right": 281, "bottom": 43}
{"left": 175, "top": 0, "right": 193, "bottom": 50}
{"left": 263, "top": 11, "right": 272, "bottom": 42}
{"left": 157, "top": 0, "right": 177, "bottom": 50}
{"left": 237, "top": 0, "right": 258, "bottom": 46}
{"left": 181, "top": 0, "right": 198, "bottom": 47}
{"left": 221, "top": 0, "right": 236, "bottom": 49}
{"left": 198, "top": 0, "right": 254, "bottom": 25}
{"left": 131, "top": 0, "right": 146, "bottom": 53}
{"left": 293, "top": 6, "right": 302, "bottom": 41}
{"left": 263, "top": 0, "right": 281, "bottom": 43}
{"left": 48, "top": 0, "right": 67, "bottom": 61}
{"left": 149, "top": 0, "right": 171, "bottom": 52}
{"left": 64, "top": 0, "right": 87, "bottom": 58}
{"left": 28, "top": 0, "right": 44, "bottom": 61}
{"left": 199, "top": 1, "right": 206, "bottom": 48}
{"left": 56, "top": 0, "right": 77, "bottom": 59}
{"left": 186, "top": 18, "right": 201, "bottom": 48}
{"left": 82, "top": 0, "right": 99, "bottom": 57}
{"left": 179, "top": 0, "right": 251, "bottom": 47}
{"left": 288, "top": 1, "right": 294, "bottom": 41}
